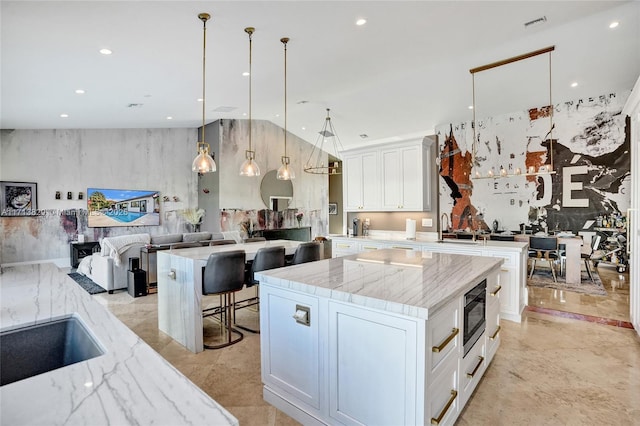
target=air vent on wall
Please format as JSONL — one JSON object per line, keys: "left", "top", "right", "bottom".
{"left": 524, "top": 16, "right": 547, "bottom": 28}
{"left": 126, "top": 103, "right": 143, "bottom": 108}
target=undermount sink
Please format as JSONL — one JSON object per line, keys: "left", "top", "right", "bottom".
{"left": 0, "top": 314, "right": 105, "bottom": 386}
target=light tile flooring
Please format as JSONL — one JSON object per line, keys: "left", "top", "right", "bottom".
{"left": 97, "top": 265, "right": 640, "bottom": 426}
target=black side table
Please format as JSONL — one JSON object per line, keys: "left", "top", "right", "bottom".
{"left": 70, "top": 241, "right": 100, "bottom": 268}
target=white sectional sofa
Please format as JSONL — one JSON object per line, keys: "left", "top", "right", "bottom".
{"left": 79, "top": 231, "right": 229, "bottom": 293}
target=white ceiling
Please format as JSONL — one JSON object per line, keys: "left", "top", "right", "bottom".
{"left": 1, "top": 1, "right": 639, "bottom": 150}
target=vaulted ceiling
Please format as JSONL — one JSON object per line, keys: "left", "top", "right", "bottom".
{"left": 2, "top": 1, "right": 639, "bottom": 150}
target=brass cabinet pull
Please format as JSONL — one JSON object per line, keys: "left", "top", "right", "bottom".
{"left": 337, "top": 244, "right": 351, "bottom": 248}
{"left": 363, "top": 246, "right": 379, "bottom": 250}
{"left": 490, "top": 285, "right": 502, "bottom": 296}
{"left": 489, "top": 325, "right": 501, "bottom": 340}
{"left": 432, "top": 328, "right": 459, "bottom": 353}
{"left": 392, "top": 246, "right": 413, "bottom": 250}
{"left": 466, "top": 356, "right": 485, "bottom": 378}
{"left": 430, "top": 390, "right": 458, "bottom": 425}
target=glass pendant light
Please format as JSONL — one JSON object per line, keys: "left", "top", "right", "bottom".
{"left": 277, "top": 37, "right": 295, "bottom": 181}
{"left": 239, "top": 27, "right": 261, "bottom": 177}
{"left": 192, "top": 13, "right": 217, "bottom": 174}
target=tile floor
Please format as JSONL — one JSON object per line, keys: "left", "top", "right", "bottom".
{"left": 97, "top": 264, "right": 640, "bottom": 426}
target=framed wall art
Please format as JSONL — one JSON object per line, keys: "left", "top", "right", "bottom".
{"left": 1, "top": 181, "right": 38, "bottom": 216}
{"left": 328, "top": 202, "right": 338, "bottom": 215}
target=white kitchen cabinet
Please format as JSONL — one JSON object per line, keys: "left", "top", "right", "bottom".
{"left": 328, "top": 301, "right": 420, "bottom": 426}
{"left": 343, "top": 151, "right": 380, "bottom": 211}
{"left": 381, "top": 140, "right": 432, "bottom": 211}
{"left": 260, "top": 286, "right": 322, "bottom": 416}
{"left": 332, "top": 240, "right": 359, "bottom": 258}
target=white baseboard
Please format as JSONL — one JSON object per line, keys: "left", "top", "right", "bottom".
{"left": 263, "top": 386, "right": 326, "bottom": 426}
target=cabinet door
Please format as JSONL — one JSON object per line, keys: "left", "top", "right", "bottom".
{"left": 400, "top": 145, "right": 423, "bottom": 210}
{"left": 381, "top": 149, "right": 402, "bottom": 209}
{"left": 261, "top": 286, "right": 321, "bottom": 410}
{"left": 344, "top": 154, "right": 364, "bottom": 211}
{"left": 328, "top": 301, "right": 419, "bottom": 426}
{"left": 360, "top": 151, "right": 380, "bottom": 210}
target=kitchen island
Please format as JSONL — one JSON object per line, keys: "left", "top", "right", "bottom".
{"left": 0, "top": 263, "right": 238, "bottom": 426}
{"left": 332, "top": 234, "right": 528, "bottom": 323}
{"left": 256, "top": 249, "right": 503, "bottom": 426}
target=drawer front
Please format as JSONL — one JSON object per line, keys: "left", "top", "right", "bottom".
{"left": 460, "top": 338, "right": 486, "bottom": 406}
{"left": 332, "top": 240, "right": 358, "bottom": 257}
{"left": 427, "top": 359, "right": 459, "bottom": 426}
{"left": 428, "top": 298, "right": 461, "bottom": 376}
{"left": 386, "top": 243, "right": 420, "bottom": 251}
{"left": 486, "top": 302, "right": 501, "bottom": 363}
{"left": 358, "top": 242, "right": 387, "bottom": 252}
{"left": 485, "top": 251, "right": 516, "bottom": 266}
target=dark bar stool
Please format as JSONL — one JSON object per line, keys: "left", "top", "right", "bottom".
{"left": 289, "top": 241, "right": 322, "bottom": 265}
{"left": 528, "top": 236, "right": 558, "bottom": 282}
{"left": 201, "top": 250, "right": 246, "bottom": 349}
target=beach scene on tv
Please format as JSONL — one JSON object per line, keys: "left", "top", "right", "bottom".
{"left": 87, "top": 188, "right": 160, "bottom": 227}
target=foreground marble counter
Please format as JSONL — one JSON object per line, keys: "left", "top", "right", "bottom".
{"left": 0, "top": 263, "right": 238, "bottom": 426}
{"left": 257, "top": 248, "right": 503, "bottom": 319}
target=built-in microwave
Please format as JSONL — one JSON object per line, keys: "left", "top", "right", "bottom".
{"left": 463, "top": 279, "right": 486, "bottom": 357}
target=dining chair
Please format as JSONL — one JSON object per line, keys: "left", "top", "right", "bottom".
{"left": 235, "top": 245, "right": 285, "bottom": 332}
{"left": 289, "top": 241, "right": 322, "bottom": 265}
{"left": 244, "top": 237, "right": 266, "bottom": 243}
{"left": 209, "top": 239, "right": 236, "bottom": 246}
{"left": 581, "top": 235, "right": 602, "bottom": 283}
{"left": 201, "top": 250, "right": 246, "bottom": 349}
{"left": 528, "top": 236, "right": 558, "bottom": 282}
{"left": 169, "top": 242, "right": 202, "bottom": 250}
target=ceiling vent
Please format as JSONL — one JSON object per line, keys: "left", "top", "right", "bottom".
{"left": 126, "top": 103, "right": 143, "bottom": 108}
{"left": 213, "top": 106, "right": 236, "bottom": 112}
{"left": 524, "top": 16, "right": 547, "bottom": 28}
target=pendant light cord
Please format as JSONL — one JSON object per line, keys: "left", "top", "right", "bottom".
{"left": 200, "top": 14, "right": 208, "bottom": 147}
{"left": 282, "top": 38, "right": 289, "bottom": 158}
{"left": 248, "top": 28, "right": 253, "bottom": 152}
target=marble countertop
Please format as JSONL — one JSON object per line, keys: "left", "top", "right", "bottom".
{"left": 163, "top": 239, "right": 302, "bottom": 261}
{"left": 0, "top": 263, "right": 238, "bottom": 426}
{"left": 331, "top": 234, "right": 528, "bottom": 252}
{"left": 256, "top": 248, "right": 503, "bottom": 319}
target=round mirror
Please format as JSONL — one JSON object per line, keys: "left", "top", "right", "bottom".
{"left": 260, "top": 170, "right": 293, "bottom": 211}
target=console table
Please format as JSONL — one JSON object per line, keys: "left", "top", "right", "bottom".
{"left": 259, "top": 226, "right": 311, "bottom": 242}
{"left": 69, "top": 241, "right": 100, "bottom": 268}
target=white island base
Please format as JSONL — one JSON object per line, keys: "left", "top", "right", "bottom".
{"left": 257, "top": 249, "right": 503, "bottom": 426}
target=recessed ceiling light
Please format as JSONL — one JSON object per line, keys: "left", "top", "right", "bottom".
{"left": 166, "top": 116, "right": 173, "bottom": 120}
{"left": 242, "top": 72, "right": 250, "bottom": 76}
{"left": 75, "top": 89, "right": 85, "bottom": 94}
{"left": 468, "top": 105, "right": 474, "bottom": 110}
{"left": 360, "top": 134, "right": 368, "bottom": 139}
{"left": 99, "top": 48, "right": 112, "bottom": 55}
{"left": 356, "top": 18, "right": 367, "bottom": 26}
{"left": 197, "top": 98, "right": 203, "bottom": 102}
{"left": 275, "top": 114, "right": 280, "bottom": 118}
{"left": 60, "top": 113, "right": 69, "bottom": 118}
{"left": 242, "top": 112, "right": 247, "bottom": 116}
{"left": 609, "top": 21, "right": 619, "bottom": 29}
{"left": 571, "top": 82, "right": 578, "bottom": 88}
{"left": 301, "top": 126, "right": 306, "bottom": 130}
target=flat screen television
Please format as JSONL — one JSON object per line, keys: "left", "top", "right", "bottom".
{"left": 87, "top": 188, "right": 160, "bottom": 228}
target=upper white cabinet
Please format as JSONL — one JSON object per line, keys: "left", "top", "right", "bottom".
{"left": 342, "top": 138, "right": 433, "bottom": 212}
{"left": 343, "top": 150, "right": 380, "bottom": 211}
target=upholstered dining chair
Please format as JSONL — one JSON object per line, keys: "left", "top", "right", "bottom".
{"left": 235, "top": 245, "right": 285, "bottom": 332}
{"left": 169, "top": 242, "right": 202, "bottom": 250}
{"left": 201, "top": 250, "right": 246, "bottom": 349}
{"left": 581, "top": 235, "right": 602, "bottom": 283}
{"left": 528, "top": 236, "right": 558, "bottom": 282}
{"left": 289, "top": 241, "right": 322, "bottom": 265}
{"left": 243, "top": 237, "right": 266, "bottom": 243}
{"left": 209, "top": 239, "right": 236, "bottom": 246}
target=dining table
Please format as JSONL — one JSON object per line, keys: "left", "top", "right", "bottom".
{"left": 156, "top": 239, "right": 302, "bottom": 353}
{"left": 514, "top": 234, "right": 584, "bottom": 284}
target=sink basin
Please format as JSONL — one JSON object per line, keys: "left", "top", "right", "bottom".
{"left": 1, "top": 314, "right": 105, "bottom": 386}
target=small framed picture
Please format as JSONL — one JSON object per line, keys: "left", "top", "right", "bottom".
{"left": 328, "top": 203, "right": 338, "bottom": 215}
{"left": 78, "top": 192, "right": 84, "bottom": 200}
{"left": 0, "top": 181, "right": 38, "bottom": 216}
{"left": 55, "top": 191, "right": 61, "bottom": 200}
{"left": 67, "top": 191, "right": 73, "bottom": 200}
